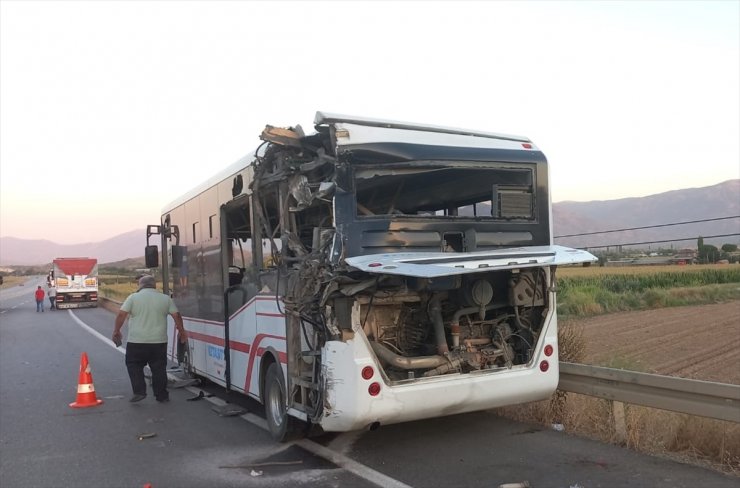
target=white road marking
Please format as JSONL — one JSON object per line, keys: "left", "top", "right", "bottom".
{"left": 72, "top": 313, "right": 411, "bottom": 488}
{"left": 295, "top": 438, "right": 413, "bottom": 488}
{"left": 68, "top": 310, "right": 125, "bottom": 354}
{"left": 181, "top": 390, "right": 413, "bottom": 488}
{"left": 327, "top": 430, "right": 364, "bottom": 455}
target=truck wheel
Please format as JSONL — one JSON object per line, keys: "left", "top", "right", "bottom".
{"left": 264, "top": 362, "right": 304, "bottom": 442}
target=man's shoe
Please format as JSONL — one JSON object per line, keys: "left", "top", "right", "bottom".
{"left": 156, "top": 396, "right": 170, "bottom": 403}
{"left": 129, "top": 394, "right": 147, "bottom": 403}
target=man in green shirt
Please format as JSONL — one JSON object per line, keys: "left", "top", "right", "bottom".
{"left": 113, "top": 275, "right": 187, "bottom": 402}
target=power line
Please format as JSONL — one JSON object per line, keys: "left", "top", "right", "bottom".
{"left": 578, "top": 233, "right": 740, "bottom": 250}
{"left": 554, "top": 215, "right": 740, "bottom": 239}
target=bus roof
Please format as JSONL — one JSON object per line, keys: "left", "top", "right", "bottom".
{"left": 162, "top": 112, "right": 537, "bottom": 215}
{"left": 162, "top": 151, "right": 255, "bottom": 215}
{"left": 315, "top": 112, "right": 532, "bottom": 143}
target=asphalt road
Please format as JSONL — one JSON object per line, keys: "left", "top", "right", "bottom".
{"left": 1, "top": 276, "right": 737, "bottom": 488}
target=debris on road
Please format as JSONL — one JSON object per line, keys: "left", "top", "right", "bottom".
{"left": 170, "top": 378, "right": 200, "bottom": 389}
{"left": 220, "top": 460, "right": 303, "bottom": 469}
{"left": 186, "top": 390, "right": 213, "bottom": 401}
{"left": 211, "top": 404, "right": 247, "bottom": 417}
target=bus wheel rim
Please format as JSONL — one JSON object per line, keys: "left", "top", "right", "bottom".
{"left": 268, "top": 381, "right": 283, "bottom": 427}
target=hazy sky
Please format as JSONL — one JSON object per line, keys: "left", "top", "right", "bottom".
{"left": 1, "top": 1, "right": 738, "bottom": 245}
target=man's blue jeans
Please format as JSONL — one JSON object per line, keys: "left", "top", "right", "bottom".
{"left": 36, "top": 299, "right": 44, "bottom": 312}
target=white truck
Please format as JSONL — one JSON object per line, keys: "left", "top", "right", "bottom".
{"left": 49, "top": 258, "right": 98, "bottom": 309}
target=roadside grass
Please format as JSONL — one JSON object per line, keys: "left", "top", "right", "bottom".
{"left": 501, "top": 265, "right": 740, "bottom": 475}
{"left": 99, "top": 283, "right": 138, "bottom": 302}
{"left": 501, "top": 393, "right": 740, "bottom": 475}
{"left": 0, "top": 276, "right": 27, "bottom": 289}
{"left": 99, "top": 280, "right": 166, "bottom": 302}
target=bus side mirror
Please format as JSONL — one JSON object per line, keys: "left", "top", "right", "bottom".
{"left": 171, "top": 245, "right": 185, "bottom": 268}
{"left": 145, "top": 246, "right": 159, "bottom": 268}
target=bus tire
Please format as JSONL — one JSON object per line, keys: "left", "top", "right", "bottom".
{"left": 264, "top": 362, "right": 303, "bottom": 442}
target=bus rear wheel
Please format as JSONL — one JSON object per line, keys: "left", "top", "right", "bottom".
{"left": 264, "top": 362, "right": 304, "bottom": 442}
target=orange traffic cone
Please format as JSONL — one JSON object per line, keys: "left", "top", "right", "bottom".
{"left": 69, "top": 352, "right": 104, "bottom": 408}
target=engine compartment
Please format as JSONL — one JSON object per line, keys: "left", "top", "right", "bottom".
{"left": 340, "top": 267, "right": 552, "bottom": 382}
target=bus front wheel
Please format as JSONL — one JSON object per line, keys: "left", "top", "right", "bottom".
{"left": 264, "top": 362, "right": 303, "bottom": 442}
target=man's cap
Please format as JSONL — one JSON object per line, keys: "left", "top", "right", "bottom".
{"left": 138, "top": 275, "right": 156, "bottom": 289}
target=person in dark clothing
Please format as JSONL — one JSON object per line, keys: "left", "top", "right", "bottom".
{"left": 112, "top": 275, "right": 187, "bottom": 402}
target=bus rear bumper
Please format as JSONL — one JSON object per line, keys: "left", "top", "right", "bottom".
{"left": 318, "top": 340, "right": 559, "bottom": 433}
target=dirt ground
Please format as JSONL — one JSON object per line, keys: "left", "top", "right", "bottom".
{"left": 561, "top": 300, "right": 740, "bottom": 385}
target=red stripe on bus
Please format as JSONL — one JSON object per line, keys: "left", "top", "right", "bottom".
{"left": 229, "top": 340, "right": 250, "bottom": 353}
{"left": 187, "top": 331, "right": 225, "bottom": 347}
{"left": 244, "top": 333, "right": 287, "bottom": 394}
{"left": 185, "top": 331, "right": 251, "bottom": 353}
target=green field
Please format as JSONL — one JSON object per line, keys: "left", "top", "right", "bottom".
{"left": 557, "top": 264, "right": 740, "bottom": 316}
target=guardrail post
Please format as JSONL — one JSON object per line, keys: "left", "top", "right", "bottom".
{"left": 612, "top": 401, "right": 627, "bottom": 443}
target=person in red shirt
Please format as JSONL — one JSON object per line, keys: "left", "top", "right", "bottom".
{"left": 35, "top": 286, "right": 45, "bottom": 312}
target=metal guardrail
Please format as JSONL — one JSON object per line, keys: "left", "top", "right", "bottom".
{"left": 559, "top": 362, "right": 740, "bottom": 423}
{"left": 98, "top": 296, "right": 122, "bottom": 314}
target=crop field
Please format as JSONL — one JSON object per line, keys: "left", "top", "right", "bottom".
{"left": 554, "top": 263, "right": 740, "bottom": 383}
{"left": 553, "top": 264, "right": 740, "bottom": 382}
{"left": 562, "top": 301, "right": 740, "bottom": 384}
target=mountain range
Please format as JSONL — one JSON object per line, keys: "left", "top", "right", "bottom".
{"left": 0, "top": 230, "right": 143, "bottom": 267}
{"left": 552, "top": 179, "right": 739, "bottom": 251}
{"left": 1, "top": 180, "right": 738, "bottom": 266}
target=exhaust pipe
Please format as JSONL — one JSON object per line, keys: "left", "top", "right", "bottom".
{"left": 428, "top": 295, "right": 449, "bottom": 355}
{"left": 370, "top": 342, "right": 448, "bottom": 370}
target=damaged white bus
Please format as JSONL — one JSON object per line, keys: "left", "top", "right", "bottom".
{"left": 144, "top": 112, "right": 596, "bottom": 441}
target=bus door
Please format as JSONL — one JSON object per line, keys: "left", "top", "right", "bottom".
{"left": 221, "top": 197, "right": 258, "bottom": 393}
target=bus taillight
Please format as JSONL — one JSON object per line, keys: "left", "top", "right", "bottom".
{"left": 361, "top": 366, "right": 374, "bottom": 380}
{"left": 539, "top": 360, "right": 549, "bottom": 372}
{"left": 544, "top": 344, "right": 554, "bottom": 357}
{"left": 368, "top": 382, "right": 381, "bottom": 396}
